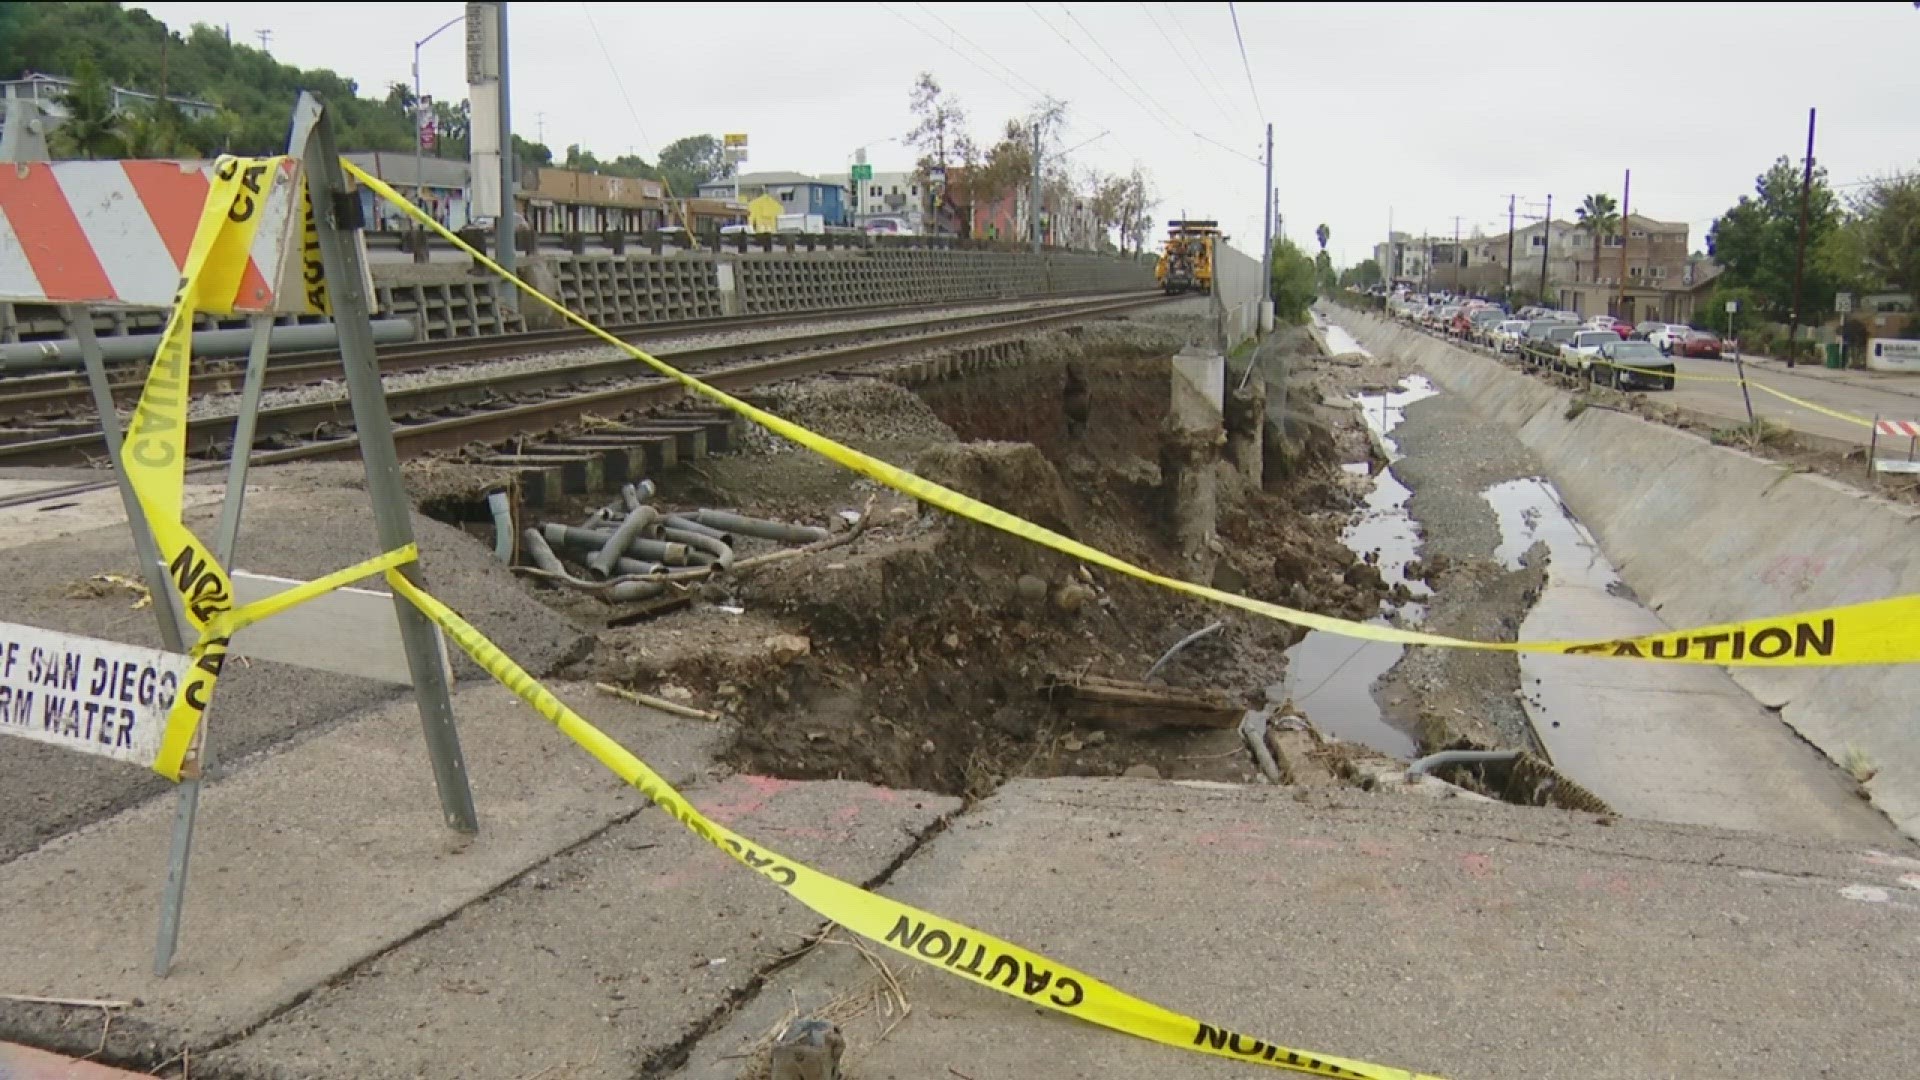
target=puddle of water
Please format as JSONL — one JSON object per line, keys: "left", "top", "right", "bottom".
{"left": 1482, "top": 477, "right": 1621, "bottom": 590}
{"left": 1272, "top": 456, "right": 1430, "bottom": 760}
{"left": 1321, "top": 323, "right": 1372, "bottom": 358}
{"left": 1353, "top": 376, "right": 1438, "bottom": 459}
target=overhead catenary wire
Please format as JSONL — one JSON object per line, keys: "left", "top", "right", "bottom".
{"left": 1164, "top": 1, "right": 1253, "bottom": 129}
{"left": 1226, "top": 1, "right": 1266, "bottom": 122}
{"left": 1139, "top": 1, "right": 1245, "bottom": 134}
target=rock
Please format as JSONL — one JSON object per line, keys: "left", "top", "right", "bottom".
{"left": 1085, "top": 730, "right": 1109, "bottom": 747}
{"left": 1343, "top": 561, "right": 1384, "bottom": 590}
{"left": 1122, "top": 763, "right": 1162, "bottom": 780}
{"left": 766, "top": 633, "right": 812, "bottom": 663}
{"left": 942, "top": 631, "right": 962, "bottom": 650}
{"left": 1015, "top": 574, "right": 1050, "bottom": 602}
{"left": 1052, "top": 580, "right": 1097, "bottom": 614}
{"left": 657, "top": 685, "right": 695, "bottom": 703}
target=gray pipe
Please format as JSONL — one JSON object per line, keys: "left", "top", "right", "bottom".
{"left": 488, "top": 491, "right": 515, "bottom": 562}
{"left": 589, "top": 505, "right": 660, "bottom": 579}
{"left": 605, "top": 579, "right": 668, "bottom": 602}
{"left": 1143, "top": 621, "right": 1224, "bottom": 683}
{"left": 543, "top": 522, "right": 690, "bottom": 567}
{"left": 662, "top": 526, "right": 733, "bottom": 571}
{"left": 661, "top": 515, "right": 733, "bottom": 544}
{"left": 620, "top": 481, "right": 655, "bottom": 511}
{"left": 1406, "top": 749, "right": 1522, "bottom": 778}
{"left": 520, "top": 528, "right": 568, "bottom": 575}
{"left": 692, "top": 509, "right": 830, "bottom": 545}
{"left": 0, "top": 318, "right": 417, "bottom": 370}
{"left": 1239, "top": 711, "right": 1282, "bottom": 783}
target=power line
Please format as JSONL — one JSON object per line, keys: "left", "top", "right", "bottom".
{"left": 1059, "top": 4, "right": 1187, "bottom": 134}
{"left": 580, "top": 3, "right": 656, "bottom": 157}
{"left": 1140, "top": 1, "right": 1241, "bottom": 132}
{"left": 1164, "top": 2, "right": 1251, "bottom": 129}
{"left": 1226, "top": 1, "right": 1265, "bottom": 122}
{"left": 1025, "top": 2, "right": 1184, "bottom": 141}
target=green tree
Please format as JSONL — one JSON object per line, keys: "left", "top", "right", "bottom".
{"left": 1340, "top": 258, "right": 1382, "bottom": 289}
{"left": 119, "top": 98, "right": 198, "bottom": 158}
{"left": 1854, "top": 173, "right": 1920, "bottom": 301}
{"left": 656, "top": 134, "right": 726, "bottom": 198}
{"left": 1314, "top": 222, "right": 1329, "bottom": 251}
{"left": 51, "top": 57, "right": 122, "bottom": 159}
{"left": 1313, "top": 250, "right": 1337, "bottom": 292}
{"left": 1268, "top": 237, "right": 1318, "bottom": 325}
{"left": 1707, "top": 156, "right": 1843, "bottom": 324}
{"left": 1575, "top": 193, "right": 1620, "bottom": 283}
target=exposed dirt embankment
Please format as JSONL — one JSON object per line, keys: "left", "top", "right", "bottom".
{"left": 548, "top": 317, "right": 1397, "bottom": 797}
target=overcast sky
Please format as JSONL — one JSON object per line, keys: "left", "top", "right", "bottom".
{"left": 133, "top": 1, "right": 1920, "bottom": 265}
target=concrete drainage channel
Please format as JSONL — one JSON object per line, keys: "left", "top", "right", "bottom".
{"left": 1318, "top": 305, "right": 1914, "bottom": 845}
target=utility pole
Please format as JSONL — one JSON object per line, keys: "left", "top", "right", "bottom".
{"left": 1030, "top": 118, "right": 1042, "bottom": 254}
{"left": 1452, "top": 216, "right": 1462, "bottom": 296}
{"left": 494, "top": 1, "right": 516, "bottom": 303}
{"left": 254, "top": 29, "right": 272, "bottom": 51}
{"left": 1539, "top": 194, "right": 1552, "bottom": 305}
{"left": 1786, "top": 107, "right": 1817, "bottom": 369}
{"left": 1505, "top": 195, "right": 1517, "bottom": 304}
{"left": 1421, "top": 231, "right": 1430, "bottom": 296}
{"left": 1617, "top": 168, "right": 1631, "bottom": 321}
{"left": 1260, "top": 122, "right": 1273, "bottom": 313}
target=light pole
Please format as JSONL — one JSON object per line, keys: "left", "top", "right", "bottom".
{"left": 411, "top": 14, "right": 462, "bottom": 240}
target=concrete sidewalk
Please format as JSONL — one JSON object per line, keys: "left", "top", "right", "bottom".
{"left": 679, "top": 778, "right": 1920, "bottom": 1080}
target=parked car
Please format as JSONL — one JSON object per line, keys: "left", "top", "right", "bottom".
{"left": 1522, "top": 323, "right": 1579, "bottom": 369}
{"left": 1631, "top": 320, "right": 1665, "bottom": 340}
{"left": 1490, "top": 319, "right": 1530, "bottom": 353}
{"left": 1562, "top": 329, "right": 1625, "bottom": 373}
{"left": 1468, "top": 307, "right": 1506, "bottom": 344}
{"left": 1670, "top": 329, "right": 1723, "bottom": 359}
{"left": 1647, "top": 324, "right": 1692, "bottom": 354}
{"left": 1595, "top": 340, "right": 1676, "bottom": 391}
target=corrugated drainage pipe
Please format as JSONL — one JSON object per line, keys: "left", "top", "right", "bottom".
{"left": 662, "top": 527, "right": 733, "bottom": 571}
{"left": 1406, "top": 749, "right": 1522, "bottom": 778}
{"left": 692, "top": 509, "right": 830, "bottom": 545}
{"left": 487, "top": 491, "right": 515, "bottom": 563}
{"left": 589, "top": 506, "right": 661, "bottom": 579}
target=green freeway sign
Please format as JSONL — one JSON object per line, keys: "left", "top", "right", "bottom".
{"left": 851, "top": 164, "right": 873, "bottom": 182}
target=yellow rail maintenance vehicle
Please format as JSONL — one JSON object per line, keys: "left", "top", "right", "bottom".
{"left": 1155, "top": 219, "right": 1221, "bottom": 296}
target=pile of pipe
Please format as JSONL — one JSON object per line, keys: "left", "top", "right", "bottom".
{"left": 520, "top": 481, "right": 832, "bottom": 602}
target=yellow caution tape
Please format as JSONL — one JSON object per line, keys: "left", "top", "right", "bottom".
{"left": 1518, "top": 340, "right": 1879, "bottom": 427}
{"left": 1744, "top": 379, "right": 1876, "bottom": 428}
{"left": 386, "top": 571, "right": 1445, "bottom": 1079}
{"left": 150, "top": 544, "right": 421, "bottom": 778}
{"left": 349, "top": 162, "right": 1920, "bottom": 667}
{"left": 119, "top": 156, "right": 426, "bottom": 778}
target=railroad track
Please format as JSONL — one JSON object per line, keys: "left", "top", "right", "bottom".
{"left": 0, "top": 292, "right": 1141, "bottom": 425}
{"left": 0, "top": 292, "right": 1169, "bottom": 510}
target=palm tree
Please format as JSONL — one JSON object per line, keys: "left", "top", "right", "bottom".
{"left": 53, "top": 59, "right": 124, "bottom": 160}
{"left": 1315, "top": 222, "right": 1330, "bottom": 251}
{"left": 1576, "top": 193, "right": 1621, "bottom": 283}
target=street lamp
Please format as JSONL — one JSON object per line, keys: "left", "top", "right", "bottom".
{"left": 411, "top": 14, "right": 463, "bottom": 234}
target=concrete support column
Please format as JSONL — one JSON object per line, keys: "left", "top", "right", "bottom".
{"left": 1225, "top": 365, "right": 1266, "bottom": 486}
{"left": 716, "top": 258, "right": 742, "bottom": 316}
{"left": 1162, "top": 347, "right": 1226, "bottom": 576}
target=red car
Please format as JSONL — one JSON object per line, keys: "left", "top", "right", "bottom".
{"left": 1671, "top": 329, "right": 1723, "bottom": 359}
{"left": 1605, "top": 318, "right": 1635, "bottom": 338}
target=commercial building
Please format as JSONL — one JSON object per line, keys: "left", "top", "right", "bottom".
{"left": 1558, "top": 214, "right": 1694, "bottom": 322}
{"left": 816, "top": 169, "right": 930, "bottom": 232}
{"left": 696, "top": 171, "right": 848, "bottom": 227}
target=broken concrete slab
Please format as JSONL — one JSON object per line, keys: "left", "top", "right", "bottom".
{"left": 0, "top": 681, "right": 724, "bottom": 1065}
{"left": 0, "top": 479, "right": 593, "bottom": 863}
{"left": 677, "top": 778, "right": 1920, "bottom": 1080}
{"left": 203, "top": 778, "right": 957, "bottom": 1080}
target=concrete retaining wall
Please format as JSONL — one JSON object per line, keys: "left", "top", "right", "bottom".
{"left": 1214, "top": 241, "right": 1264, "bottom": 349}
{"left": 1, "top": 249, "right": 1156, "bottom": 344}
{"left": 1340, "top": 309, "right": 1920, "bottom": 839}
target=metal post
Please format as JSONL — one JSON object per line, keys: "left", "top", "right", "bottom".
{"left": 214, "top": 316, "right": 274, "bottom": 555}
{"left": 494, "top": 1, "right": 517, "bottom": 302}
{"left": 1735, "top": 354, "right": 1757, "bottom": 431}
{"left": 1617, "top": 169, "right": 1630, "bottom": 321}
{"left": 1870, "top": 414, "right": 1880, "bottom": 478}
{"left": 1786, "top": 107, "right": 1816, "bottom": 369}
{"left": 1260, "top": 123, "right": 1273, "bottom": 306}
{"left": 1029, "top": 119, "right": 1042, "bottom": 254}
{"left": 1539, "top": 195, "right": 1552, "bottom": 305}
{"left": 300, "top": 93, "right": 480, "bottom": 834}
{"left": 1505, "top": 195, "right": 1516, "bottom": 305}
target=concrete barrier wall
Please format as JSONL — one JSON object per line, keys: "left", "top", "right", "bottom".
{"left": 0, "top": 249, "right": 1155, "bottom": 344}
{"left": 1214, "top": 242, "right": 1264, "bottom": 348}
{"left": 1340, "top": 309, "right": 1920, "bottom": 839}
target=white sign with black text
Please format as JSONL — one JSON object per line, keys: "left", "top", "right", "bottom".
{"left": 0, "top": 621, "right": 188, "bottom": 767}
